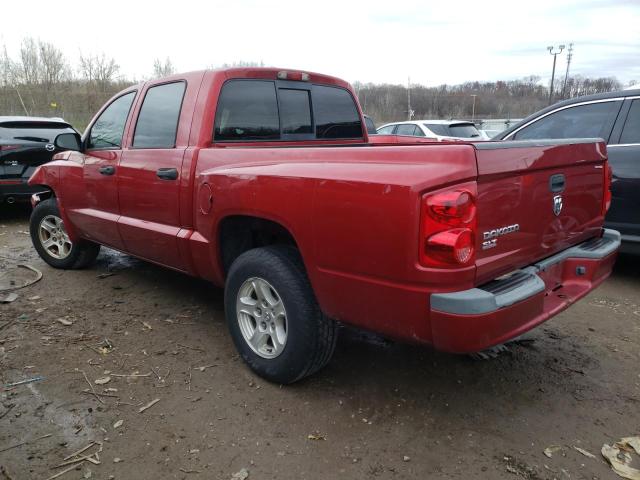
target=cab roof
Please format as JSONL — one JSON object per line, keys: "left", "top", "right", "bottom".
{"left": 145, "top": 68, "right": 352, "bottom": 90}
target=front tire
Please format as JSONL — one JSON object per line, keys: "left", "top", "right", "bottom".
{"left": 224, "top": 246, "right": 338, "bottom": 384}
{"left": 30, "top": 198, "right": 100, "bottom": 269}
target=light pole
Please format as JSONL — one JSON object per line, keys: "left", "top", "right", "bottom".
{"left": 547, "top": 44, "right": 565, "bottom": 104}
{"left": 470, "top": 94, "right": 477, "bottom": 122}
{"left": 562, "top": 43, "right": 574, "bottom": 99}
{"left": 407, "top": 76, "right": 415, "bottom": 120}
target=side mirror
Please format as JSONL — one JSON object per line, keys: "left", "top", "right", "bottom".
{"left": 54, "top": 132, "right": 82, "bottom": 152}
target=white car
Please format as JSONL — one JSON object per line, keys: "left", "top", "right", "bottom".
{"left": 376, "top": 120, "right": 484, "bottom": 141}
{"left": 478, "top": 118, "right": 523, "bottom": 139}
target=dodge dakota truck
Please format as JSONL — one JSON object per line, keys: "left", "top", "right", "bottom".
{"left": 27, "top": 68, "right": 620, "bottom": 383}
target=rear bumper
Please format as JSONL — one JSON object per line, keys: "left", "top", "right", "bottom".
{"left": 430, "top": 229, "right": 620, "bottom": 353}
{"left": 618, "top": 234, "right": 640, "bottom": 255}
{"left": 604, "top": 221, "right": 640, "bottom": 254}
{"left": 0, "top": 179, "right": 42, "bottom": 203}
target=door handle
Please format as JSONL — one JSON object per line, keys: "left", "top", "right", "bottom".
{"left": 549, "top": 173, "right": 565, "bottom": 193}
{"left": 157, "top": 168, "right": 178, "bottom": 180}
{"left": 99, "top": 165, "right": 115, "bottom": 176}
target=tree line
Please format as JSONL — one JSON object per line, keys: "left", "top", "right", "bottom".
{"left": 357, "top": 75, "right": 627, "bottom": 125}
{"left": 0, "top": 38, "right": 176, "bottom": 129}
{"left": 0, "top": 37, "right": 633, "bottom": 131}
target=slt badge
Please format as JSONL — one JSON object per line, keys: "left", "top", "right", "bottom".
{"left": 482, "top": 223, "right": 520, "bottom": 250}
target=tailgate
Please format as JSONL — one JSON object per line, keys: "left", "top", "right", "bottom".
{"left": 473, "top": 139, "right": 607, "bottom": 284}
{"left": 0, "top": 144, "right": 55, "bottom": 181}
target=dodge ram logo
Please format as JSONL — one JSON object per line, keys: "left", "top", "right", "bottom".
{"left": 553, "top": 195, "right": 563, "bottom": 216}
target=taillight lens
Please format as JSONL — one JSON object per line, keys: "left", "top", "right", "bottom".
{"left": 420, "top": 183, "right": 477, "bottom": 268}
{"left": 426, "top": 228, "right": 474, "bottom": 265}
{"left": 603, "top": 164, "right": 612, "bottom": 215}
{"left": 0, "top": 145, "right": 20, "bottom": 151}
{"left": 426, "top": 189, "right": 476, "bottom": 226}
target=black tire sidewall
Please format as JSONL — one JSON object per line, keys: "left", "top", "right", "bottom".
{"left": 29, "top": 199, "right": 83, "bottom": 269}
{"left": 225, "top": 247, "right": 320, "bottom": 384}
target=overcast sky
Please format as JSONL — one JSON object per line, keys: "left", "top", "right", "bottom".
{"left": 1, "top": 0, "right": 639, "bottom": 86}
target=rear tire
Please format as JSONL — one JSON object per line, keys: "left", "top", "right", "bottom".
{"left": 224, "top": 246, "right": 337, "bottom": 384}
{"left": 30, "top": 198, "right": 100, "bottom": 269}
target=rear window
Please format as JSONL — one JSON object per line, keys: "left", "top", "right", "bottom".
{"left": 313, "top": 85, "right": 362, "bottom": 139}
{"left": 214, "top": 80, "right": 280, "bottom": 141}
{"left": 424, "top": 124, "right": 448, "bottom": 136}
{"left": 0, "top": 122, "right": 75, "bottom": 142}
{"left": 279, "top": 89, "right": 312, "bottom": 135}
{"left": 448, "top": 123, "right": 481, "bottom": 138}
{"left": 424, "top": 123, "right": 480, "bottom": 138}
{"left": 214, "top": 80, "right": 363, "bottom": 141}
{"left": 133, "top": 81, "right": 186, "bottom": 148}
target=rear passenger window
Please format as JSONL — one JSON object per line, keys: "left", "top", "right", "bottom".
{"left": 215, "top": 80, "right": 280, "bottom": 141}
{"left": 133, "top": 82, "right": 186, "bottom": 148}
{"left": 514, "top": 101, "right": 617, "bottom": 140}
{"left": 313, "top": 85, "right": 362, "bottom": 139}
{"left": 279, "top": 89, "right": 312, "bottom": 134}
{"left": 620, "top": 100, "right": 640, "bottom": 144}
{"left": 396, "top": 124, "right": 416, "bottom": 136}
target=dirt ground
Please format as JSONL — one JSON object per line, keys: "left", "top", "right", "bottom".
{"left": 1, "top": 205, "right": 639, "bottom": 480}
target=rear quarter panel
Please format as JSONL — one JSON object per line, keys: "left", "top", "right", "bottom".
{"left": 193, "top": 144, "right": 478, "bottom": 342}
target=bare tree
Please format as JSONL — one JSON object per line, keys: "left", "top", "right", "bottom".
{"left": 79, "top": 53, "right": 119, "bottom": 90}
{"left": 79, "top": 52, "right": 119, "bottom": 112}
{"left": 0, "top": 45, "right": 10, "bottom": 88}
{"left": 16, "top": 37, "right": 41, "bottom": 87}
{"left": 38, "top": 41, "right": 70, "bottom": 93}
{"left": 153, "top": 57, "right": 175, "bottom": 78}
{"left": 96, "top": 55, "right": 119, "bottom": 92}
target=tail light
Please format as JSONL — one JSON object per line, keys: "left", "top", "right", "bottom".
{"left": 419, "top": 183, "right": 477, "bottom": 268}
{"left": 0, "top": 145, "right": 20, "bottom": 151}
{"left": 602, "top": 164, "right": 612, "bottom": 215}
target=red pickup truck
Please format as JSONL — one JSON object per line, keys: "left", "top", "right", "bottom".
{"left": 28, "top": 68, "right": 620, "bottom": 383}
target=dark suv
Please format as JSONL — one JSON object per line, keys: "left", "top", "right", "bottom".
{"left": 497, "top": 89, "right": 640, "bottom": 253}
{"left": 1, "top": 117, "right": 78, "bottom": 205}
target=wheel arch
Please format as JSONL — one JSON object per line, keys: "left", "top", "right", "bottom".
{"left": 217, "top": 214, "right": 303, "bottom": 277}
